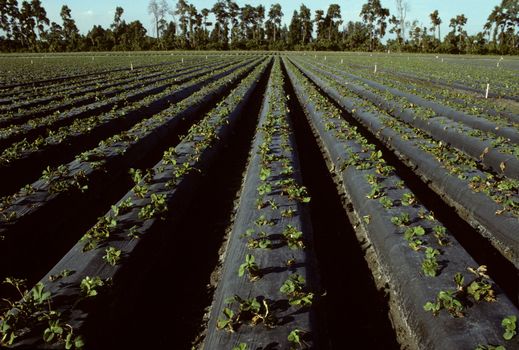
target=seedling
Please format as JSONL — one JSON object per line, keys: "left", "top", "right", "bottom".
{"left": 475, "top": 345, "right": 505, "bottom": 350}
{"left": 391, "top": 212, "right": 410, "bottom": 226}
{"left": 424, "top": 290, "right": 464, "bottom": 317}
{"left": 43, "top": 319, "right": 63, "bottom": 343}
{"left": 255, "top": 215, "right": 273, "bottom": 226}
{"left": 118, "top": 197, "right": 134, "bottom": 212}
{"left": 127, "top": 225, "right": 140, "bottom": 239}
{"left": 217, "top": 307, "right": 236, "bottom": 332}
{"left": 379, "top": 196, "right": 393, "bottom": 209}
{"left": 365, "top": 173, "right": 378, "bottom": 185}
{"left": 401, "top": 192, "right": 416, "bottom": 206}
{"left": 433, "top": 226, "right": 449, "bottom": 246}
{"left": 81, "top": 215, "right": 117, "bottom": 251}
{"left": 80, "top": 276, "right": 104, "bottom": 297}
{"left": 285, "top": 184, "right": 311, "bottom": 203}
{"left": 103, "top": 247, "right": 122, "bottom": 266}
{"left": 281, "top": 208, "right": 296, "bottom": 218}
{"left": 467, "top": 280, "right": 496, "bottom": 302}
{"left": 217, "top": 296, "right": 276, "bottom": 332}
{"left": 240, "top": 228, "right": 255, "bottom": 239}
{"left": 232, "top": 343, "right": 247, "bottom": 350}
{"left": 238, "top": 254, "right": 261, "bottom": 281}
{"left": 133, "top": 184, "right": 148, "bottom": 199}
{"left": 404, "top": 225, "right": 425, "bottom": 241}
{"left": 465, "top": 265, "right": 496, "bottom": 302}
{"left": 0, "top": 278, "right": 82, "bottom": 348}
{"left": 139, "top": 193, "right": 168, "bottom": 219}
{"left": 280, "top": 274, "right": 314, "bottom": 307}
{"left": 49, "top": 269, "right": 74, "bottom": 282}
{"left": 259, "top": 167, "right": 271, "bottom": 181}
{"left": 502, "top": 315, "right": 517, "bottom": 340}
{"left": 283, "top": 225, "right": 305, "bottom": 249}
{"left": 288, "top": 328, "right": 310, "bottom": 349}
{"left": 267, "top": 199, "right": 278, "bottom": 210}
{"left": 257, "top": 183, "right": 272, "bottom": 196}
{"left": 247, "top": 232, "right": 272, "bottom": 250}
{"left": 422, "top": 247, "right": 440, "bottom": 277}
{"left": 281, "top": 165, "right": 294, "bottom": 176}
{"left": 367, "top": 183, "right": 383, "bottom": 199}
{"left": 454, "top": 273, "right": 465, "bottom": 291}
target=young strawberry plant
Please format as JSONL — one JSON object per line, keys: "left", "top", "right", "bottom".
{"left": 238, "top": 254, "right": 261, "bottom": 281}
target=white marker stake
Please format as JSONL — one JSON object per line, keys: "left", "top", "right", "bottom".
{"left": 441, "top": 58, "right": 444, "bottom": 63}
{"left": 341, "top": 58, "right": 343, "bottom": 64}
{"left": 92, "top": 56, "right": 94, "bottom": 61}
{"left": 130, "top": 62, "right": 133, "bottom": 71}
{"left": 30, "top": 60, "right": 33, "bottom": 65}
{"left": 324, "top": 56, "right": 327, "bottom": 60}
{"left": 206, "top": 55, "right": 208, "bottom": 59}
{"left": 314, "top": 54, "right": 316, "bottom": 58}
{"left": 485, "top": 84, "right": 490, "bottom": 99}
{"left": 497, "top": 61, "right": 500, "bottom": 67}
{"left": 374, "top": 64, "right": 377, "bottom": 74}
{"left": 181, "top": 58, "right": 184, "bottom": 63}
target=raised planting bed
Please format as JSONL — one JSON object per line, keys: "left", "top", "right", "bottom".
{"left": 0, "top": 57, "right": 271, "bottom": 350}
{"left": 0, "top": 58, "right": 266, "bottom": 284}
{"left": 290, "top": 58, "right": 519, "bottom": 269}
{"left": 295, "top": 59, "right": 519, "bottom": 179}
{"left": 203, "top": 57, "right": 320, "bottom": 350}
{"left": 285, "top": 56, "right": 519, "bottom": 350}
{"left": 0, "top": 58, "right": 254, "bottom": 196}
{"left": 0, "top": 57, "right": 241, "bottom": 146}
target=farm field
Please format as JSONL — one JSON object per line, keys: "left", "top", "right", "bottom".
{"left": 0, "top": 51, "right": 518, "bottom": 350}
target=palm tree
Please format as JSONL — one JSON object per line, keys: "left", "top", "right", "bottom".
{"left": 429, "top": 10, "right": 441, "bottom": 41}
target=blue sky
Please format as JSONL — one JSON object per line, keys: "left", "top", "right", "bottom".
{"left": 40, "top": 0, "right": 499, "bottom": 39}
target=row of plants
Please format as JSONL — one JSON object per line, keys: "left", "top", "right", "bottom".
{"left": 319, "top": 56, "right": 519, "bottom": 127}
{"left": 310, "top": 53, "right": 519, "bottom": 100}
{"left": 284, "top": 56, "right": 519, "bottom": 350}
{"left": 203, "top": 57, "right": 317, "bottom": 350}
{"left": 0, "top": 60, "right": 178, "bottom": 105}
{"left": 0, "top": 53, "right": 259, "bottom": 89}
{"left": 314, "top": 56, "right": 519, "bottom": 128}
{"left": 0, "top": 57, "right": 270, "bottom": 349}
{"left": 0, "top": 59, "right": 188, "bottom": 118}
{"left": 288, "top": 58, "right": 519, "bottom": 270}
{"left": 301, "top": 58, "right": 519, "bottom": 160}
{"left": 0, "top": 57, "right": 264, "bottom": 275}
{"left": 0, "top": 58, "right": 238, "bottom": 142}
{"left": 0, "top": 59, "right": 252, "bottom": 196}
{"left": 0, "top": 54, "right": 203, "bottom": 88}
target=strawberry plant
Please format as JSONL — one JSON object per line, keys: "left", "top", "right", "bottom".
{"left": 404, "top": 225, "right": 426, "bottom": 250}
{"left": 288, "top": 329, "right": 309, "bottom": 349}
{"left": 421, "top": 247, "right": 440, "bottom": 277}
{"left": 475, "top": 345, "right": 505, "bottom": 350}
{"left": 138, "top": 193, "right": 168, "bottom": 220}
{"left": 280, "top": 274, "right": 314, "bottom": 307}
{"left": 103, "top": 246, "right": 122, "bottom": 266}
{"left": 391, "top": 212, "right": 410, "bottom": 226}
{"left": 502, "top": 315, "right": 517, "bottom": 340}
{"left": 0, "top": 277, "right": 84, "bottom": 349}
{"left": 217, "top": 295, "right": 276, "bottom": 332}
{"left": 282, "top": 225, "right": 305, "bottom": 249}
{"left": 424, "top": 290, "right": 464, "bottom": 317}
{"left": 80, "top": 276, "right": 104, "bottom": 298}
{"left": 238, "top": 254, "right": 261, "bottom": 281}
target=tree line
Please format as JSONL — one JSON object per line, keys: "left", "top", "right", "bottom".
{"left": 0, "top": 0, "right": 517, "bottom": 54}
